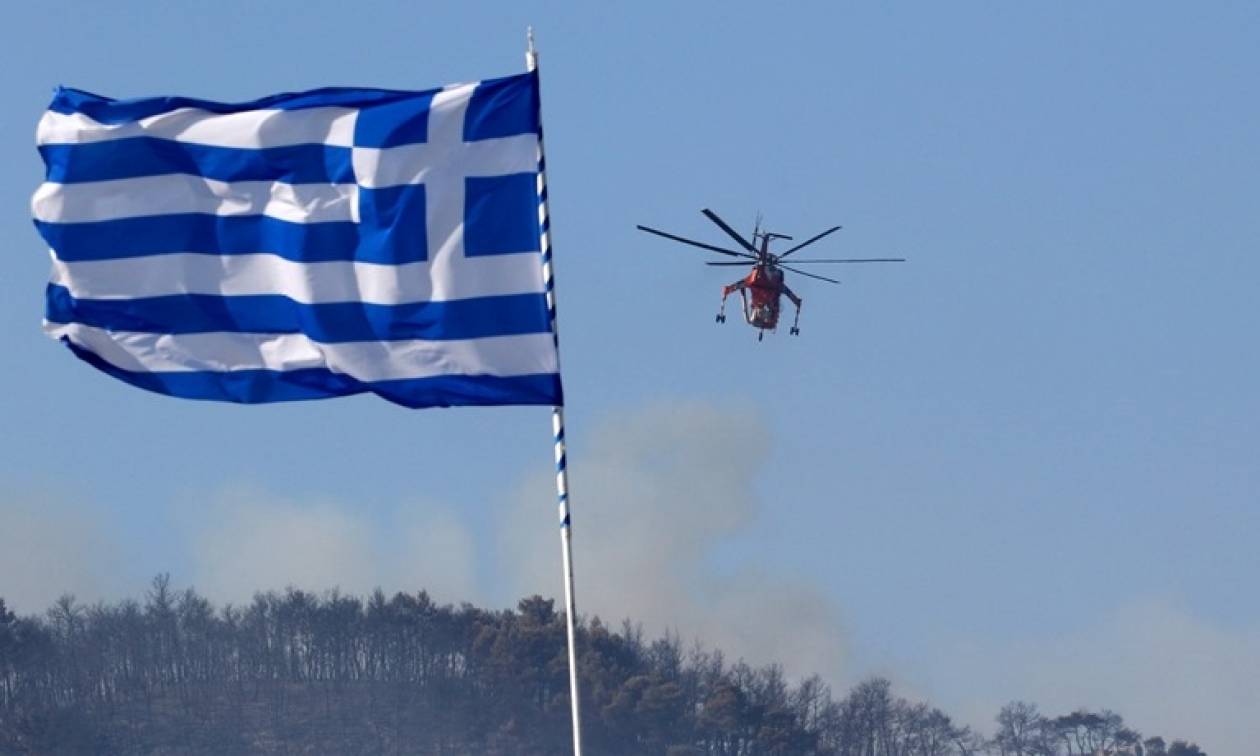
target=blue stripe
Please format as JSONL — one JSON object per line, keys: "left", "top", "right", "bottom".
{"left": 61, "top": 338, "right": 562, "bottom": 408}
{"left": 40, "top": 139, "right": 354, "bottom": 184}
{"left": 49, "top": 75, "right": 537, "bottom": 126}
{"left": 50, "top": 85, "right": 446, "bottom": 123}
{"left": 35, "top": 215, "right": 379, "bottom": 263}
{"left": 46, "top": 285, "right": 551, "bottom": 342}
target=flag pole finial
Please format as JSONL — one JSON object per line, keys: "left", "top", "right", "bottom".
{"left": 526, "top": 26, "right": 538, "bottom": 70}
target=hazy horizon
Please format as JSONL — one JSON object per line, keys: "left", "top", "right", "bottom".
{"left": 2, "top": 2, "right": 1257, "bottom": 753}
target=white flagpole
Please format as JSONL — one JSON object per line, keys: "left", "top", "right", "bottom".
{"left": 527, "top": 27, "right": 584, "bottom": 756}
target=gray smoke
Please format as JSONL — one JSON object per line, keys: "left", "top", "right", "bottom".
{"left": 496, "top": 400, "right": 850, "bottom": 683}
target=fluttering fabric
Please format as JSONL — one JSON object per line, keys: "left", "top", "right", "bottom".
{"left": 32, "top": 72, "right": 562, "bottom": 408}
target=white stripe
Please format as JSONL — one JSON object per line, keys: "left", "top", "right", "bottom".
{"left": 33, "top": 176, "right": 358, "bottom": 224}
{"left": 353, "top": 134, "right": 538, "bottom": 189}
{"left": 38, "top": 107, "right": 358, "bottom": 148}
{"left": 50, "top": 252, "right": 546, "bottom": 305}
{"left": 46, "top": 322, "right": 559, "bottom": 381}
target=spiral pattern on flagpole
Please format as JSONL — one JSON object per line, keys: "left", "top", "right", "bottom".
{"left": 535, "top": 121, "right": 568, "bottom": 531}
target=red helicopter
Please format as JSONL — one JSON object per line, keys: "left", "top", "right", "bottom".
{"left": 637, "top": 209, "right": 905, "bottom": 340}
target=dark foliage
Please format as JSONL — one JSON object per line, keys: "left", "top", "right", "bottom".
{"left": 0, "top": 581, "right": 1206, "bottom": 755}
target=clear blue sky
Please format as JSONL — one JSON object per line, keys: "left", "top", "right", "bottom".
{"left": 2, "top": 2, "right": 1257, "bottom": 750}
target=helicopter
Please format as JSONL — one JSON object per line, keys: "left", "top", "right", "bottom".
{"left": 636, "top": 209, "right": 905, "bottom": 340}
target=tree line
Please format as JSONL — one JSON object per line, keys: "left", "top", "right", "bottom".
{"left": 0, "top": 577, "right": 1207, "bottom": 754}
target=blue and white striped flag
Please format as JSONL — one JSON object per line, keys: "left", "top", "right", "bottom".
{"left": 32, "top": 72, "right": 562, "bottom": 408}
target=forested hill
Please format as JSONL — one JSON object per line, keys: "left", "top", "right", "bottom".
{"left": 0, "top": 578, "right": 1206, "bottom": 755}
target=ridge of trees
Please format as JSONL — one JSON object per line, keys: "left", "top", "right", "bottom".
{"left": 0, "top": 580, "right": 1207, "bottom": 755}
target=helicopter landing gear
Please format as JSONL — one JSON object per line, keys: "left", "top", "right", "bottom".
{"left": 790, "top": 326, "right": 800, "bottom": 336}
{"left": 717, "top": 282, "right": 747, "bottom": 326}
{"left": 758, "top": 330, "right": 764, "bottom": 342}
{"left": 789, "top": 301, "right": 802, "bottom": 336}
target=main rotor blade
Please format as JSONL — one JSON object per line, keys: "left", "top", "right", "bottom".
{"left": 704, "top": 261, "right": 755, "bottom": 266}
{"left": 636, "top": 225, "right": 757, "bottom": 259}
{"left": 780, "top": 263, "right": 841, "bottom": 285}
{"left": 701, "top": 209, "right": 760, "bottom": 255}
{"left": 776, "top": 226, "right": 842, "bottom": 259}
{"left": 777, "top": 258, "right": 906, "bottom": 264}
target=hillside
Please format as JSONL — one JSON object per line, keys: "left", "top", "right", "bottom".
{"left": 0, "top": 578, "right": 1205, "bottom": 754}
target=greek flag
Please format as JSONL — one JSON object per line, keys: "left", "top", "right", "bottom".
{"left": 31, "top": 72, "right": 562, "bottom": 408}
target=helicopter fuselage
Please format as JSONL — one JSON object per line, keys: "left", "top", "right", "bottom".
{"left": 739, "top": 265, "right": 784, "bottom": 329}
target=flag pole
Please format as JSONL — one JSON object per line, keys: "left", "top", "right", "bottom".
{"left": 527, "top": 27, "right": 584, "bottom": 756}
